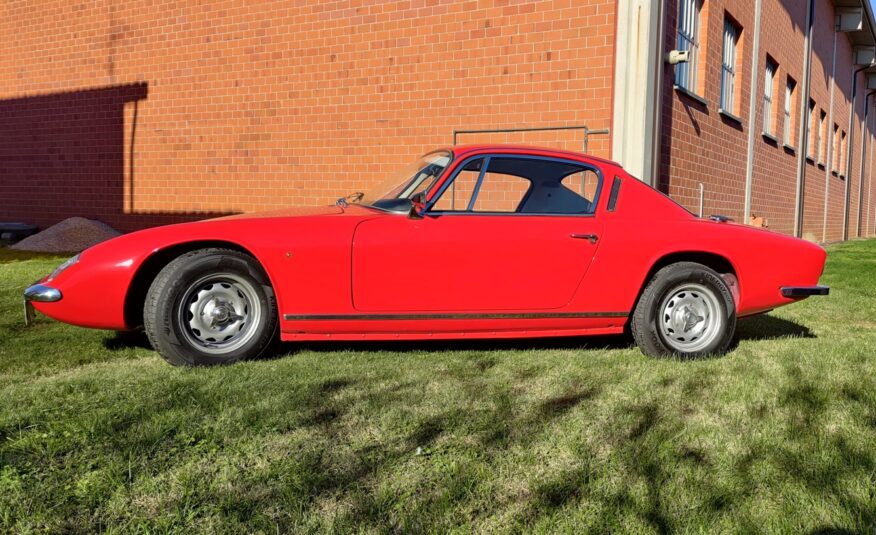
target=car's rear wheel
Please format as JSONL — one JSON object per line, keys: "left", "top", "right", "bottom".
{"left": 631, "top": 262, "right": 736, "bottom": 359}
{"left": 143, "top": 248, "right": 278, "bottom": 366}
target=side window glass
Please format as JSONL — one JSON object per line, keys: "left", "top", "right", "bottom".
{"left": 431, "top": 158, "right": 483, "bottom": 211}
{"left": 431, "top": 156, "right": 602, "bottom": 215}
{"left": 560, "top": 169, "right": 600, "bottom": 205}
{"left": 471, "top": 171, "right": 530, "bottom": 212}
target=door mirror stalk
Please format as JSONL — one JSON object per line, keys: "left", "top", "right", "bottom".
{"left": 367, "top": 195, "right": 425, "bottom": 219}
{"left": 409, "top": 192, "right": 426, "bottom": 219}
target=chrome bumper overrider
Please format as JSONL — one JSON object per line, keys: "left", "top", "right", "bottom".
{"left": 23, "top": 283, "right": 62, "bottom": 326}
{"left": 24, "top": 283, "right": 62, "bottom": 302}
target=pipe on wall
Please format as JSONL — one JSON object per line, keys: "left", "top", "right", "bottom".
{"left": 794, "top": 0, "right": 816, "bottom": 238}
{"left": 743, "top": 0, "right": 764, "bottom": 224}
{"left": 823, "top": 31, "right": 838, "bottom": 244}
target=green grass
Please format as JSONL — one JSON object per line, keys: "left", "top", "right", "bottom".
{"left": 1, "top": 241, "right": 875, "bottom": 533}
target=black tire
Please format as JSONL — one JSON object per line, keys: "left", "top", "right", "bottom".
{"left": 630, "top": 262, "right": 736, "bottom": 359}
{"left": 143, "top": 248, "right": 278, "bottom": 366}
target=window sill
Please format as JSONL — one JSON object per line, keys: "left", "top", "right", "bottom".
{"left": 806, "top": 155, "right": 815, "bottom": 163}
{"left": 762, "top": 132, "right": 779, "bottom": 145}
{"left": 783, "top": 143, "right": 796, "bottom": 154}
{"left": 831, "top": 170, "right": 839, "bottom": 177}
{"left": 719, "top": 109, "right": 743, "bottom": 125}
{"left": 674, "top": 85, "right": 708, "bottom": 107}
{"left": 817, "top": 162, "right": 826, "bottom": 170}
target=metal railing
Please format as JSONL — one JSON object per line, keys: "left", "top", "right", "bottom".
{"left": 452, "top": 125, "right": 610, "bottom": 154}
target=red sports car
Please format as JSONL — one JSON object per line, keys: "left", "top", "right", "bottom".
{"left": 25, "top": 145, "right": 828, "bottom": 365}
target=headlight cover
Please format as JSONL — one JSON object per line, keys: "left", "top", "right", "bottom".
{"left": 48, "top": 254, "right": 80, "bottom": 281}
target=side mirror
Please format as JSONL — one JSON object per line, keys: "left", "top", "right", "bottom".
{"left": 368, "top": 196, "right": 423, "bottom": 219}
{"left": 409, "top": 192, "right": 426, "bottom": 219}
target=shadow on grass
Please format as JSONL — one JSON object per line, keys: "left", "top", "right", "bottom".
{"left": 280, "top": 334, "right": 633, "bottom": 356}
{"left": 274, "top": 313, "right": 813, "bottom": 357}
{"left": 9, "top": 317, "right": 874, "bottom": 532}
{"left": 735, "top": 314, "right": 814, "bottom": 340}
{"left": 103, "top": 330, "right": 152, "bottom": 350}
{"left": 101, "top": 313, "right": 816, "bottom": 360}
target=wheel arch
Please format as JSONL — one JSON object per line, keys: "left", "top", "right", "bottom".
{"left": 123, "top": 240, "right": 270, "bottom": 329}
{"left": 628, "top": 250, "right": 741, "bottom": 323}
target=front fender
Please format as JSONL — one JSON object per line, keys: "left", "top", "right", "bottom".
{"left": 31, "top": 212, "right": 370, "bottom": 330}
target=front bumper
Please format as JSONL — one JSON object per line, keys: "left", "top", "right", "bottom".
{"left": 24, "top": 283, "right": 62, "bottom": 326}
{"left": 780, "top": 285, "right": 830, "bottom": 298}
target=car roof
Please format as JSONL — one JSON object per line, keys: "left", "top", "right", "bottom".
{"left": 438, "top": 144, "right": 622, "bottom": 169}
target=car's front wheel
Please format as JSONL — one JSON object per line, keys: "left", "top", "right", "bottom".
{"left": 143, "top": 248, "right": 278, "bottom": 366}
{"left": 631, "top": 262, "right": 736, "bottom": 359}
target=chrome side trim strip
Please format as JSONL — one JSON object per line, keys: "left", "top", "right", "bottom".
{"left": 24, "top": 284, "right": 62, "bottom": 303}
{"left": 283, "top": 312, "right": 628, "bottom": 321}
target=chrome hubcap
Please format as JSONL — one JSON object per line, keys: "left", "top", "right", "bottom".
{"left": 179, "top": 273, "right": 261, "bottom": 355}
{"left": 658, "top": 283, "right": 722, "bottom": 353}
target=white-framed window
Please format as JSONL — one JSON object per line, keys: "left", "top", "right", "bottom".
{"left": 818, "top": 111, "right": 826, "bottom": 165}
{"left": 676, "top": 0, "right": 702, "bottom": 92}
{"left": 720, "top": 18, "right": 739, "bottom": 113}
{"left": 833, "top": 124, "right": 840, "bottom": 173}
{"left": 763, "top": 59, "right": 777, "bottom": 135}
{"left": 784, "top": 79, "right": 796, "bottom": 145}
{"left": 807, "top": 100, "right": 816, "bottom": 158}
{"left": 842, "top": 131, "right": 848, "bottom": 175}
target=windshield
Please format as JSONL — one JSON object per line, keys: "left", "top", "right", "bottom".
{"left": 355, "top": 151, "right": 452, "bottom": 206}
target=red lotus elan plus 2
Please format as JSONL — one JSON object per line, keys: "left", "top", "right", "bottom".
{"left": 25, "top": 145, "right": 829, "bottom": 365}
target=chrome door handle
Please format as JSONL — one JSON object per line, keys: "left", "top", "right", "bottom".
{"left": 570, "top": 233, "right": 599, "bottom": 244}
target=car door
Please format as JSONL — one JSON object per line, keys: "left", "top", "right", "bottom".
{"left": 351, "top": 155, "right": 605, "bottom": 312}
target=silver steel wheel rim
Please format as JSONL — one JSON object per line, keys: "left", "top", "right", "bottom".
{"left": 658, "top": 283, "right": 723, "bottom": 353}
{"left": 178, "top": 273, "right": 262, "bottom": 355}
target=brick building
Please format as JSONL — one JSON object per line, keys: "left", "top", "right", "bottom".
{"left": 1, "top": 0, "right": 875, "bottom": 242}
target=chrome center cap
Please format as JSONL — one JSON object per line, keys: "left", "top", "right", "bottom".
{"left": 204, "top": 299, "right": 234, "bottom": 326}
{"left": 681, "top": 307, "right": 703, "bottom": 332}
{"left": 659, "top": 283, "right": 722, "bottom": 352}
{"left": 212, "top": 305, "right": 230, "bottom": 323}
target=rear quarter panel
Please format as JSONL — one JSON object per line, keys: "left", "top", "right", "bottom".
{"left": 571, "top": 176, "right": 827, "bottom": 316}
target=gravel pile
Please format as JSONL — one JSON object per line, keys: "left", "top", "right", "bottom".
{"left": 11, "top": 217, "right": 121, "bottom": 253}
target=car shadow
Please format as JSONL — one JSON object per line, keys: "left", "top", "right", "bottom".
{"left": 276, "top": 334, "right": 634, "bottom": 356}
{"left": 735, "top": 313, "right": 814, "bottom": 341}
{"left": 102, "top": 313, "right": 815, "bottom": 357}
{"left": 103, "top": 330, "right": 153, "bottom": 350}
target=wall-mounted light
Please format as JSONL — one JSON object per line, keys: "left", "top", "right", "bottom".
{"left": 665, "top": 50, "right": 690, "bottom": 65}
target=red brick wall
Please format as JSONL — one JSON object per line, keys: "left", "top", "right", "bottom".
{"left": 660, "top": 0, "right": 876, "bottom": 241}
{"left": 749, "top": 0, "right": 807, "bottom": 236}
{"left": 824, "top": 21, "right": 852, "bottom": 244}
{"left": 802, "top": 0, "right": 832, "bottom": 242}
{"left": 0, "top": 0, "right": 615, "bottom": 232}
{"left": 659, "top": 0, "right": 756, "bottom": 221}
{"left": 847, "top": 77, "right": 866, "bottom": 239}
{"left": 864, "top": 125, "right": 876, "bottom": 237}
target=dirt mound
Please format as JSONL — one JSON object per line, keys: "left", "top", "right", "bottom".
{"left": 10, "top": 217, "right": 121, "bottom": 253}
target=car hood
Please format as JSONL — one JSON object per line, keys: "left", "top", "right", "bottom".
{"left": 75, "top": 203, "right": 379, "bottom": 267}
{"left": 213, "top": 205, "right": 345, "bottom": 220}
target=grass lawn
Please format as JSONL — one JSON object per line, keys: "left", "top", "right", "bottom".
{"left": 1, "top": 240, "right": 875, "bottom": 533}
